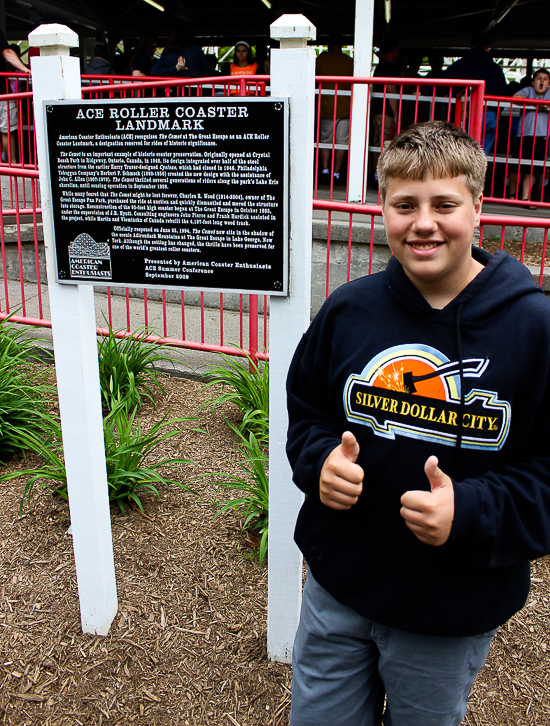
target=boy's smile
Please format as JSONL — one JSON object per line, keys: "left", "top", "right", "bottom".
{"left": 382, "top": 173, "right": 483, "bottom": 308}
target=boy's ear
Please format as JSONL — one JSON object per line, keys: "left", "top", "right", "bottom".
{"left": 473, "top": 193, "right": 483, "bottom": 228}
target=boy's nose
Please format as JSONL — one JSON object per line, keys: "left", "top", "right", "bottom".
{"left": 411, "top": 207, "right": 438, "bottom": 233}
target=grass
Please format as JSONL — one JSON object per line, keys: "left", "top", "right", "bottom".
{"left": 103, "top": 404, "right": 197, "bottom": 515}
{"left": 0, "top": 317, "right": 55, "bottom": 464}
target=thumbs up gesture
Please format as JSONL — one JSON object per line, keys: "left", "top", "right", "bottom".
{"left": 319, "top": 431, "right": 364, "bottom": 510}
{"left": 400, "top": 456, "right": 454, "bottom": 546}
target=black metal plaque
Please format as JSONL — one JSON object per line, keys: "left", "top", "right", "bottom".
{"left": 44, "top": 97, "right": 289, "bottom": 295}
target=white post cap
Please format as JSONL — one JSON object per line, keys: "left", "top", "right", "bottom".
{"left": 29, "top": 24, "right": 79, "bottom": 56}
{"left": 271, "top": 14, "right": 316, "bottom": 48}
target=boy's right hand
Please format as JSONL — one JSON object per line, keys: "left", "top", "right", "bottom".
{"left": 319, "top": 431, "right": 364, "bottom": 510}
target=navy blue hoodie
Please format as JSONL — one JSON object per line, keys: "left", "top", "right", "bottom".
{"left": 287, "top": 247, "right": 550, "bottom": 637}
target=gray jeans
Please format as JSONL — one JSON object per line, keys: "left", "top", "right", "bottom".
{"left": 290, "top": 573, "right": 497, "bottom": 726}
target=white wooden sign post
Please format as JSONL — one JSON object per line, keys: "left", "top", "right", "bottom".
{"left": 29, "top": 24, "right": 118, "bottom": 635}
{"left": 268, "top": 15, "right": 316, "bottom": 663}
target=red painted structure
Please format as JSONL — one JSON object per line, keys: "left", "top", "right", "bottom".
{"left": 0, "top": 72, "right": 547, "bottom": 360}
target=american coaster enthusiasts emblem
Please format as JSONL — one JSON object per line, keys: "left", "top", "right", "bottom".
{"left": 344, "top": 343, "right": 511, "bottom": 450}
{"left": 67, "top": 233, "right": 112, "bottom": 281}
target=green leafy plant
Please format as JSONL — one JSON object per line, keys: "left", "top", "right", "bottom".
{"left": 3, "top": 403, "right": 197, "bottom": 516}
{"left": 0, "top": 314, "right": 48, "bottom": 364}
{"left": 200, "top": 351, "right": 269, "bottom": 443}
{"left": 0, "top": 318, "right": 55, "bottom": 464}
{"left": 205, "top": 421, "right": 269, "bottom": 566}
{"left": 98, "top": 322, "right": 174, "bottom": 413}
{"left": 103, "top": 403, "right": 196, "bottom": 515}
{"left": 0, "top": 417, "right": 69, "bottom": 513}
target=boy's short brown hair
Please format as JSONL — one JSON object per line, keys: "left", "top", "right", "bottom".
{"left": 377, "top": 121, "right": 487, "bottom": 201}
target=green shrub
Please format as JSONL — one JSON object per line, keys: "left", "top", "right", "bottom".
{"left": 0, "top": 318, "right": 55, "bottom": 463}
{"left": 98, "top": 322, "right": 174, "bottom": 413}
{"left": 0, "top": 314, "right": 48, "bottom": 364}
{"left": 3, "top": 404, "right": 197, "bottom": 516}
{"left": 206, "top": 421, "right": 269, "bottom": 566}
{"left": 103, "top": 404, "right": 196, "bottom": 515}
{"left": 200, "top": 351, "right": 269, "bottom": 443}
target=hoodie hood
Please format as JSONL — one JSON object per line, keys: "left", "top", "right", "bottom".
{"left": 386, "top": 246, "right": 543, "bottom": 325}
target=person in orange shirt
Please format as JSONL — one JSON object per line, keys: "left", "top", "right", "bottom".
{"left": 229, "top": 42, "right": 258, "bottom": 95}
{"left": 231, "top": 42, "right": 257, "bottom": 76}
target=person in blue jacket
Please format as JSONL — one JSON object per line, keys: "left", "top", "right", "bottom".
{"left": 286, "top": 120, "right": 550, "bottom": 726}
{"left": 443, "top": 34, "right": 508, "bottom": 154}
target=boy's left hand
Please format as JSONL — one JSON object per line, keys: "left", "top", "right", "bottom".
{"left": 400, "top": 456, "right": 454, "bottom": 546}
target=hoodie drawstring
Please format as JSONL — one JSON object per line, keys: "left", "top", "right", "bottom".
{"left": 455, "top": 302, "right": 465, "bottom": 451}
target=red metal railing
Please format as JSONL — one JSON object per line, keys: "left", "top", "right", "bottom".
{"left": 313, "top": 77, "right": 486, "bottom": 204}
{"left": 0, "top": 75, "right": 270, "bottom": 361}
{"left": 0, "top": 71, "right": 548, "bottom": 363}
{"left": 314, "top": 198, "right": 550, "bottom": 301}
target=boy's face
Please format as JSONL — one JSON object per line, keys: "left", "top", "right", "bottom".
{"left": 382, "top": 173, "right": 482, "bottom": 304}
{"left": 533, "top": 72, "right": 550, "bottom": 95}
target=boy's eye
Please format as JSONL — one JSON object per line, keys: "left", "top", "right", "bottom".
{"left": 438, "top": 202, "right": 456, "bottom": 210}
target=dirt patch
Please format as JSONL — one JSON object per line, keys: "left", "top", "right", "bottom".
{"left": 0, "top": 373, "right": 549, "bottom": 724}
{"left": 479, "top": 237, "right": 550, "bottom": 269}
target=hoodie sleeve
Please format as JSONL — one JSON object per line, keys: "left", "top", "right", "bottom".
{"left": 449, "top": 367, "right": 550, "bottom": 567}
{"left": 286, "top": 307, "right": 344, "bottom": 500}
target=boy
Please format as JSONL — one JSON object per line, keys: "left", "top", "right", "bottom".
{"left": 286, "top": 121, "right": 550, "bottom": 726}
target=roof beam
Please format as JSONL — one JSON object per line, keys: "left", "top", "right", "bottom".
{"left": 484, "top": 0, "right": 521, "bottom": 33}
{"left": 13, "top": 0, "right": 105, "bottom": 31}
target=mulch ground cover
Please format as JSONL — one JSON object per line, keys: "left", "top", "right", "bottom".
{"left": 1, "top": 372, "right": 549, "bottom": 725}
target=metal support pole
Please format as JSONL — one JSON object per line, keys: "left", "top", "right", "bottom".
{"left": 29, "top": 23, "right": 118, "bottom": 636}
{"left": 268, "top": 14, "right": 316, "bottom": 664}
{"left": 348, "top": 0, "right": 375, "bottom": 203}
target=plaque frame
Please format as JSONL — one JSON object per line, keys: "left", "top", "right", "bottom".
{"left": 43, "top": 96, "right": 290, "bottom": 296}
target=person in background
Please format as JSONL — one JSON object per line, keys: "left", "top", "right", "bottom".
{"left": 0, "top": 42, "right": 24, "bottom": 163}
{"left": 227, "top": 42, "right": 258, "bottom": 95}
{"left": 254, "top": 42, "right": 269, "bottom": 75}
{"left": 0, "top": 31, "right": 27, "bottom": 75}
{"left": 230, "top": 42, "right": 257, "bottom": 77}
{"left": 443, "top": 34, "right": 508, "bottom": 155}
{"left": 508, "top": 68, "right": 550, "bottom": 207}
{"left": 426, "top": 50, "right": 444, "bottom": 79}
{"left": 151, "top": 29, "right": 211, "bottom": 78}
{"left": 84, "top": 45, "right": 113, "bottom": 75}
{"left": 315, "top": 34, "right": 354, "bottom": 185}
{"left": 131, "top": 32, "right": 158, "bottom": 77}
{"left": 205, "top": 54, "right": 220, "bottom": 75}
{"left": 371, "top": 38, "right": 400, "bottom": 182}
